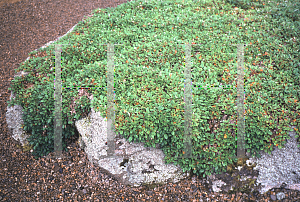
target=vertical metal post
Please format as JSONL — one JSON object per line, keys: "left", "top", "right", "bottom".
{"left": 46, "top": 43, "right": 73, "bottom": 160}
{"left": 107, "top": 43, "right": 116, "bottom": 157}
{"left": 100, "top": 43, "right": 124, "bottom": 158}
{"left": 183, "top": 43, "right": 193, "bottom": 158}
{"left": 48, "top": 42, "right": 123, "bottom": 160}
{"left": 236, "top": 44, "right": 246, "bottom": 159}
{"left": 53, "top": 44, "right": 63, "bottom": 158}
{"left": 175, "top": 43, "right": 250, "bottom": 162}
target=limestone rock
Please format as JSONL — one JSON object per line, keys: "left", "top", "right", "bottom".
{"left": 6, "top": 71, "right": 31, "bottom": 147}
{"left": 248, "top": 124, "right": 300, "bottom": 194}
{"left": 206, "top": 124, "right": 300, "bottom": 195}
{"left": 75, "top": 106, "right": 191, "bottom": 187}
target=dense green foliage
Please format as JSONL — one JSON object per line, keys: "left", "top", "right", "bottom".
{"left": 7, "top": 0, "right": 299, "bottom": 178}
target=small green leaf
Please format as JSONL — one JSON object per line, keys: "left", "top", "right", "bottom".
{"left": 164, "top": 134, "right": 168, "bottom": 139}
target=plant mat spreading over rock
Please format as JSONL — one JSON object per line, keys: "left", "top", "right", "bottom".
{"left": 1, "top": 0, "right": 300, "bottom": 201}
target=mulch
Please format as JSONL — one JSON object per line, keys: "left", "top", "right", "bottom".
{"left": 1, "top": 0, "right": 300, "bottom": 201}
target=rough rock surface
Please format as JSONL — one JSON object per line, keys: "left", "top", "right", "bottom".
{"left": 6, "top": 70, "right": 32, "bottom": 148}
{"left": 202, "top": 124, "right": 300, "bottom": 196}
{"left": 249, "top": 124, "right": 300, "bottom": 194}
{"left": 74, "top": 100, "right": 191, "bottom": 187}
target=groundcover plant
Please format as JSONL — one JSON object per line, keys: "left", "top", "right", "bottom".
{"left": 7, "top": 0, "right": 300, "bottom": 178}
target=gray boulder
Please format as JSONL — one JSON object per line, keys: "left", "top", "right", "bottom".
{"left": 207, "top": 124, "right": 300, "bottom": 195}
{"left": 249, "top": 124, "right": 300, "bottom": 194}
{"left": 74, "top": 96, "right": 191, "bottom": 187}
{"left": 6, "top": 70, "right": 32, "bottom": 148}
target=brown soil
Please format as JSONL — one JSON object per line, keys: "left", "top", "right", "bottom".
{"left": 0, "top": 0, "right": 23, "bottom": 7}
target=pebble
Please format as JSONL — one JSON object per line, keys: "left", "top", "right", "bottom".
{"left": 270, "top": 194, "right": 276, "bottom": 201}
{"left": 276, "top": 192, "right": 286, "bottom": 200}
